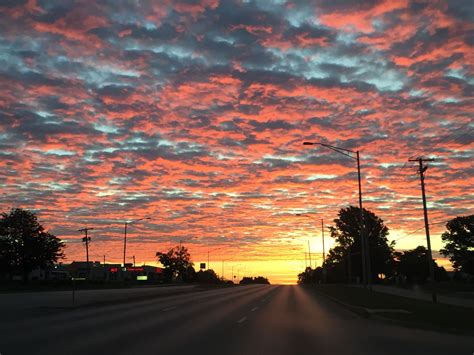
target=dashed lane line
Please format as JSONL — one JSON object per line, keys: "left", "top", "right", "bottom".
{"left": 161, "top": 306, "right": 177, "bottom": 312}
{"left": 237, "top": 316, "right": 247, "bottom": 324}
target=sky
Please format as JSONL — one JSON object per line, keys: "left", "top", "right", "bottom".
{"left": 0, "top": 0, "right": 473, "bottom": 284}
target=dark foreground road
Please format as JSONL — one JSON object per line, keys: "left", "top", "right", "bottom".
{"left": 0, "top": 285, "right": 472, "bottom": 355}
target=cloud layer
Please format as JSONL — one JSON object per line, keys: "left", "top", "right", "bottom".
{"left": 1, "top": 0, "right": 472, "bottom": 283}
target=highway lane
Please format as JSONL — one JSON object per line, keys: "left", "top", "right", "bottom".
{"left": 0, "top": 284, "right": 198, "bottom": 320}
{"left": 0, "top": 285, "right": 472, "bottom": 355}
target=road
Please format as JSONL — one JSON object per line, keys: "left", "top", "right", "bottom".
{"left": 0, "top": 284, "right": 197, "bottom": 319}
{"left": 0, "top": 285, "right": 472, "bottom": 355}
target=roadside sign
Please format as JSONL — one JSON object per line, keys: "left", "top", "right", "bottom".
{"left": 200, "top": 263, "right": 206, "bottom": 269}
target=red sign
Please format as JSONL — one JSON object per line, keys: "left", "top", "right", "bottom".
{"left": 126, "top": 267, "right": 144, "bottom": 272}
{"left": 110, "top": 267, "right": 118, "bottom": 273}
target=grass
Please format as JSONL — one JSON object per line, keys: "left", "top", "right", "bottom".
{"left": 312, "top": 284, "right": 474, "bottom": 335}
{"left": 396, "top": 281, "right": 474, "bottom": 298}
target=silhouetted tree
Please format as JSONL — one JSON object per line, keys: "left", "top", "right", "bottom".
{"left": 297, "top": 267, "right": 323, "bottom": 284}
{"left": 183, "top": 265, "right": 197, "bottom": 282}
{"left": 0, "top": 208, "right": 65, "bottom": 282}
{"left": 156, "top": 245, "right": 193, "bottom": 282}
{"left": 196, "top": 269, "right": 221, "bottom": 284}
{"left": 325, "top": 206, "right": 395, "bottom": 283}
{"left": 324, "top": 246, "right": 350, "bottom": 283}
{"left": 395, "top": 246, "right": 448, "bottom": 284}
{"left": 440, "top": 215, "right": 474, "bottom": 276}
{"left": 240, "top": 276, "right": 270, "bottom": 284}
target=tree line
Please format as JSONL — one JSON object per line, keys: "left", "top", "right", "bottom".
{"left": 156, "top": 245, "right": 269, "bottom": 284}
{"left": 298, "top": 206, "right": 473, "bottom": 285}
{"left": 0, "top": 207, "right": 471, "bottom": 285}
{"left": 0, "top": 208, "right": 270, "bottom": 284}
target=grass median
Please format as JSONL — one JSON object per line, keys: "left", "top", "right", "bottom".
{"left": 312, "top": 284, "right": 474, "bottom": 335}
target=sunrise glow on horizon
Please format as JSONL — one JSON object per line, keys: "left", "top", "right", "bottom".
{"left": 1, "top": 0, "right": 472, "bottom": 284}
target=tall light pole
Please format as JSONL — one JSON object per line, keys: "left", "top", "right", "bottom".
{"left": 123, "top": 217, "right": 150, "bottom": 267}
{"left": 221, "top": 254, "right": 233, "bottom": 280}
{"left": 296, "top": 213, "right": 327, "bottom": 282}
{"left": 232, "top": 263, "right": 242, "bottom": 284}
{"left": 307, "top": 240, "right": 312, "bottom": 268}
{"left": 237, "top": 266, "right": 246, "bottom": 283}
{"left": 303, "top": 141, "right": 371, "bottom": 287}
{"left": 207, "top": 246, "right": 224, "bottom": 272}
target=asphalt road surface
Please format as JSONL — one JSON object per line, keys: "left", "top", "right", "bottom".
{"left": 0, "top": 285, "right": 472, "bottom": 355}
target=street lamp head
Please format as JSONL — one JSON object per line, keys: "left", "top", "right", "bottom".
{"left": 303, "top": 142, "right": 315, "bottom": 145}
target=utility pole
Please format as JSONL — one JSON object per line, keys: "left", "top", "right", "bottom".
{"left": 409, "top": 157, "right": 437, "bottom": 303}
{"left": 123, "top": 222, "right": 128, "bottom": 267}
{"left": 78, "top": 227, "right": 93, "bottom": 277}
{"left": 321, "top": 219, "right": 326, "bottom": 283}
{"left": 208, "top": 250, "right": 210, "bottom": 270}
{"left": 321, "top": 219, "right": 326, "bottom": 262}
{"left": 132, "top": 255, "right": 136, "bottom": 267}
{"left": 103, "top": 255, "right": 106, "bottom": 266}
{"left": 307, "top": 241, "right": 312, "bottom": 268}
{"left": 356, "top": 151, "right": 369, "bottom": 288}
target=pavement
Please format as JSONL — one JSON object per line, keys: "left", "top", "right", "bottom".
{"left": 0, "top": 285, "right": 472, "bottom": 355}
{"left": 0, "top": 284, "right": 197, "bottom": 319}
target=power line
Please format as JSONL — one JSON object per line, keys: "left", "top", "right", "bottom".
{"left": 408, "top": 120, "right": 473, "bottom": 159}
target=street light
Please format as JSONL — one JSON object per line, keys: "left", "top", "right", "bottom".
{"left": 123, "top": 217, "right": 151, "bottom": 267}
{"left": 296, "top": 214, "right": 326, "bottom": 280}
{"left": 231, "top": 263, "right": 242, "bottom": 284}
{"left": 207, "top": 245, "right": 224, "bottom": 271}
{"left": 237, "top": 266, "right": 246, "bottom": 283}
{"left": 303, "top": 141, "right": 371, "bottom": 287}
{"left": 221, "top": 254, "right": 236, "bottom": 281}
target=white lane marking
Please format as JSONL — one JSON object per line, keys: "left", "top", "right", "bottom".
{"left": 251, "top": 306, "right": 259, "bottom": 312}
{"left": 161, "top": 306, "right": 177, "bottom": 312}
{"left": 237, "top": 316, "right": 247, "bottom": 324}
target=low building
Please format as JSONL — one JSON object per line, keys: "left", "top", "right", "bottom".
{"left": 65, "top": 261, "right": 165, "bottom": 282}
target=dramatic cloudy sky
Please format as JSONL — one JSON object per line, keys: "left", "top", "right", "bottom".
{"left": 1, "top": 0, "right": 473, "bottom": 283}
